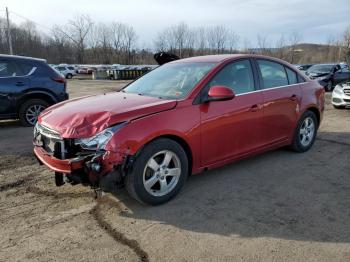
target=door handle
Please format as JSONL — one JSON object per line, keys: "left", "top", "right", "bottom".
{"left": 16, "top": 81, "right": 25, "bottom": 87}
{"left": 250, "top": 104, "right": 259, "bottom": 112}
{"left": 290, "top": 94, "right": 297, "bottom": 101}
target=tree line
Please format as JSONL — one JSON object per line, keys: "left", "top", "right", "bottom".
{"left": 0, "top": 14, "right": 349, "bottom": 65}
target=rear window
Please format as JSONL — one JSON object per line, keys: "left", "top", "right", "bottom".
{"left": 257, "top": 60, "right": 288, "bottom": 89}
{"left": 67, "top": 66, "right": 74, "bottom": 70}
{"left": 16, "top": 62, "right": 35, "bottom": 75}
{"left": 35, "top": 62, "right": 60, "bottom": 77}
{"left": 285, "top": 67, "right": 298, "bottom": 85}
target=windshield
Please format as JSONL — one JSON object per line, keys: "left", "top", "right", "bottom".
{"left": 124, "top": 62, "right": 215, "bottom": 99}
{"left": 308, "top": 64, "right": 334, "bottom": 73}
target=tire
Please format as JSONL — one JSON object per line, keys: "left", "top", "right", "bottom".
{"left": 19, "top": 99, "right": 49, "bottom": 126}
{"left": 125, "top": 138, "right": 188, "bottom": 205}
{"left": 325, "top": 80, "right": 333, "bottom": 92}
{"left": 66, "top": 73, "right": 73, "bottom": 79}
{"left": 290, "top": 110, "right": 318, "bottom": 153}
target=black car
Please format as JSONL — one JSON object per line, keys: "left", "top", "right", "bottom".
{"left": 295, "top": 64, "right": 313, "bottom": 72}
{"left": 0, "top": 55, "right": 68, "bottom": 126}
{"left": 305, "top": 63, "right": 350, "bottom": 91}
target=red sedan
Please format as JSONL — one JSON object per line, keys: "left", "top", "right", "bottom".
{"left": 34, "top": 54, "right": 325, "bottom": 205}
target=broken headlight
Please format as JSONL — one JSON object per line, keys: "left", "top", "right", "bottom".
{"left": 75, "top": 122, "right": 126, "bottom": 150}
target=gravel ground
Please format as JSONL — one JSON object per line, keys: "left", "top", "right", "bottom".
{"left": 0, "top": 79, "right": 349, "bottom": 262}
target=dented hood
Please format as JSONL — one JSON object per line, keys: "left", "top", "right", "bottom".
{"left": 38, "top": 92, "right": 177, "bottom": 138}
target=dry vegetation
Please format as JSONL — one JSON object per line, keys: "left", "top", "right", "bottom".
{"left": 0, "top": 15, "right": 349, "bottom": 65}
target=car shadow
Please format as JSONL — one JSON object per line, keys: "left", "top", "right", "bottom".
{"left": 110, "top": 132, "right": 350, "bottom": 243}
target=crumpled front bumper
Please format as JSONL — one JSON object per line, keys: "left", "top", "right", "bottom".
{"left": 34, "top": 146, "right": 85, "bottom": 173}
{"left": 34, "top": 145, "right": 126, "bottom": 182}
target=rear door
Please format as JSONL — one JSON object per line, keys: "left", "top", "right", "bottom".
{"left": 0, "top": 59, "right": 30, "bottom": 116}
{"left": 255, "top": 59, "right": 301, "bottom": 145}
{"left": 200, "top": 59, "right": 264, "bottom": 166}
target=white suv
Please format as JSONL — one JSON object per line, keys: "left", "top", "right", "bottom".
{"left": 53, "top": 65, "right": 76, "bottom": 79}
{"left": 332, "top": 81, "right": 350, "bottom": 109}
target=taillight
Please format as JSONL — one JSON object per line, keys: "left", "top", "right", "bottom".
{"left": 51, "top": 76, "right": 66, "bottom": 83}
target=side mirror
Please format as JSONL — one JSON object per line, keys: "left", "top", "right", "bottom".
{"left": 207, "top": 86, "right": 235, "bottom": 102}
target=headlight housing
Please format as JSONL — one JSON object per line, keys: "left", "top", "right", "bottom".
{"left": 333, "top": 85, "right": 344, "bottom": 95}
{"left": 75, "top": 122, "right": 126, "bottom": 150}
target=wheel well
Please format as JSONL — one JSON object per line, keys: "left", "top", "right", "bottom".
{"left": 17, "top": 93, "right": 55, "bottom": 113}
{"left": 146, "top": 135, "right": 193, "bottom": 176}
{"left": 306, "top": 107, "right": 320, "bottom": 127}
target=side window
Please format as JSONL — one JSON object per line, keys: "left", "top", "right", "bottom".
{"left": 257, "top": 60, "right": 288, "bottom": 89}
{"left": 207, "top": 59, "right": 255, "bottom": 95}
{"left": 297, "top": 74, "right": 306, "bottom": 83}
{"left": 0, "top": 60, "right": 17, "bottom": 77}
{"left": 285, "top": 67, "right": 298, "bottom": 84}
{"left": 16, "top": 62, "right": 35, "bottom": 76}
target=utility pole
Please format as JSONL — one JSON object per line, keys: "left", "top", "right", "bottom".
{"left": 5, "top": 7, "right": 13, "bottom": 55}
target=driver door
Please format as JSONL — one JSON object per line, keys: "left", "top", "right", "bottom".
{"left": 199, "top": 59, "right": 264, "bottom": 166}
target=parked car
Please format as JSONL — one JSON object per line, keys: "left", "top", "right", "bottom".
{"left": 53, "top": 65, "right": 76, "bottom": 79}
{"left": 295, "top": 64, "right": 313, "bottom": 72}
{"left": 0, "top": 55, "right": 68, "bottom": 126}
{"left": 77, "top": 67, "right": 93, "bottom": 74}
{"left": 332, "top": 81, "right": 350, "bottom": 109}
{"left": 33, "top": 54, "right": 324, "bottom": 205}
{"left": 305, "top": 63, "right": 350, "bottom": 91}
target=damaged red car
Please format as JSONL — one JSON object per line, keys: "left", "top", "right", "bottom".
{"left": 33, "top": 54, "right": 324, "bottom": 205}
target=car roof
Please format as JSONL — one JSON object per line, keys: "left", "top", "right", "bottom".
{"left": 0, "top": 54, "right": 46, "bottom": 63}
{"left": 171, "top": 54, "right": 294, "bottom": 65}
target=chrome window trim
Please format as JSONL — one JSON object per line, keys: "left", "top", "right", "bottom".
{"left": 235, "top": 82, "right": 308, "bottom": 97}
{"left": 0, "top": 66, "right": 37, "bottom": 79}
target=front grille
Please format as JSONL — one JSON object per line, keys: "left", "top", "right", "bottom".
{"left": 344, "top": 99, "right": 350, "bottom": 103}
{"left": 344, "top": 88, "right": 350, "bottom": 96}
{"left": 34, "top": 124, "right": 65, "bottom": 158}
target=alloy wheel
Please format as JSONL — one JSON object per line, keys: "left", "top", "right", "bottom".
{"left": 25, "top": 105, "right": 45, "bottom": 125}
{"left": 143, "top": 150, "right": 181, "bottom": 197}
{"left": 299, "top": 117, "right": 315, "bottom": 147}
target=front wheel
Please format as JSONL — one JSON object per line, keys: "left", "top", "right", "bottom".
{"left": 290, "top": 110, "right": 318, "bottom": 152}
{"left": 66, "top": 73, "right": 73, "bottom": 79}
{"left": 125, "top": 138, "right": 188, "bottom": 205}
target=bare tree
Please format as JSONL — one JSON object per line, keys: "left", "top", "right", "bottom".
{"left": 207, "top": 25, "right": 228, "bottom": 54}
{"left": 288, "top": 31, "right": 302, "bottom": 64}
{"left": 343, "top": 25, "right": 350, "bottom": 65}
{"left": 66, "top": 15, "right": 94, "bottom": 63}
{"left": 124, "top": 25, "right": 137, "bottom": 64}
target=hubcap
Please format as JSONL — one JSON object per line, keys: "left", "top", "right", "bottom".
{"left": 26, "top": 105, "right": 45, "bottom": 125}
{"left": 143, "top": 150, "right": 181, "bottom": 197}
{"left": 299, "top": 117, "right": 315, "bottom": 147}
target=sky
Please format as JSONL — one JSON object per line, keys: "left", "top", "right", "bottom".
{"left": 1, "top": 0, "right": 349, "bottom": 48}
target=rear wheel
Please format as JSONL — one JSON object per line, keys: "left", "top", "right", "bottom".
{"left": 125, "top": 138, "right": 188, "bottom": 205}
{"left": 19, "top": 99, "right": 49, "bottom": 126}
{"left": 290, "top": 110, "right": 318, "bottom": 152}
{"left": 66, "top": 73, "right": 73, "bottom": 79}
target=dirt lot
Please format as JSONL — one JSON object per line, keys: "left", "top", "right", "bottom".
{"left": 1, "top": 79, "right": 349, "bottom": 262}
